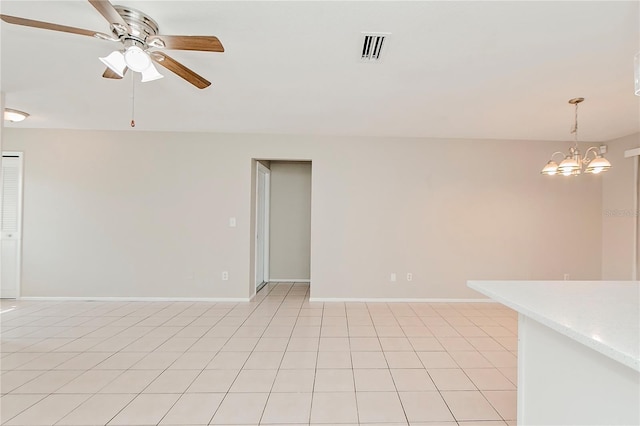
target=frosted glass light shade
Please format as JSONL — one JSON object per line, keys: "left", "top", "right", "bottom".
{"left": 585, "top": 156, "right": 612, "bottom": 174}
{"left": 3, "top": 108, "right": 29, "bottom": 122}
{"left": 124, "top": 46, "right": 152, "bottom": 72}
{"left": 99, "top": 51, "right": 127, "bottom": 77}
{"left": 140, "top": 63, "right": 164, "bottom": 82}
{"left": 558, "top": 157, "right": 580, "bottom": 173}
{"left": 541, "top": 160, "right": 559, "bottom": 175}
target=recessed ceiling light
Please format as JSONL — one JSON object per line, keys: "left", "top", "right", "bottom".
{"left": 4, "top": 108, "right": 29, "bottom": 122}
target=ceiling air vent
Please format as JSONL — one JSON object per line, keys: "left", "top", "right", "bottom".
{"left": 361, "top": 33, "right": 389, "bottom": 62}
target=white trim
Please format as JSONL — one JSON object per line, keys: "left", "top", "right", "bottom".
{"left": 634, "top": 156, "right": 639, "bottom": 281}
{"left": 255, "top": 162, "right": 270, "bottom": 291}
{"left": 19, "top": 296, "right": 251, "bottom": 302}
{"left": 309, "top": 297, "right": 497, "bottom": 303}
{"left": 624, "top": 148, "right": 640, "bottom": 280}
{"left": 624, "top": 147, "right": 640, "bottom": 158}
{"left": 631, "top": 155, "right": 640, "bottom": 281}
{"left": 270, "top": 279, "right": 311, "bottom": 283}
{"left": 262, "top": 164, "right": 270, "bottom": 283}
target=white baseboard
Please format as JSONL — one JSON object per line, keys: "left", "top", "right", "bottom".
{"left": 269, "top": 279, "right": 310, "bottom": 283}
{"left": 19, "top": 296, "right": 252, "bottom": 302}
{"left": 18, "top": 296, "right": 493, "bottom": 304}
{"left": 308, "top": 297, "right": 497, "bottom": 303}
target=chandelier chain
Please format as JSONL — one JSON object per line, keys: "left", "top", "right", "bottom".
{"left": 571, "top": 101, "right": 579, "bottom": 142}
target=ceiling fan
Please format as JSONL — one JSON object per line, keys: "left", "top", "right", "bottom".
{"left": 0, "top": 0, "right": 224, "bottom": 89}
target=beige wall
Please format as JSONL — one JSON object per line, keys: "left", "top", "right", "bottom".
{"left": 602, "top": 133, "right": 640, "bottom": 280}
{"left": 4, "top": 128, "right": 603, "bottom": 299}
{"left": 269, "top": 162, "right": 311, "bottom": 280}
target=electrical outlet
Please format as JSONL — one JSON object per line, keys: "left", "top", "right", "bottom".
{"left": 390, "top": 273, "right": 397, "bottom": 282}
{"left": 563, "top": 273, "right": 570, "bottom": 280}
{"left": 222, "top": 271, "right": 229, "bottom": 281}
{"left": 406, "top": 273, "right": 413, "bottom": 282}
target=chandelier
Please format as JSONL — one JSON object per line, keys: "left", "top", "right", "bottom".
{"left": 540, "top": 98, "right": 611, "bottom": 176}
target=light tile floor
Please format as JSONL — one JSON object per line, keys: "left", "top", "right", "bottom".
{"left": 1, "top": 283, "right": 518, "bottom": 425}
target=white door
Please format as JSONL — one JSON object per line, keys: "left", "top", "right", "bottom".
{"left": 255, "top": 162, "right": 270, "bottom": 291}
{"left": 637, "top": 156, "right": 640, "bottom": 281}
{"left": 1, "top": 152, "right": 23, "bottom": 299}
{"left": 636, "top": 153, "right": 640, "bottom": 281}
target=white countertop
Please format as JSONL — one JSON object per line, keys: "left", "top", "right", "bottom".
{"left": 468, "top": 281, "right": 640, "bottom": 372}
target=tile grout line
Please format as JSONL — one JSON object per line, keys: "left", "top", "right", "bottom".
{"left": 257, "top": 282, "right": 302, "bottom": 425}
{"left": 412, "top": 303, "right": 460, "bottom": 424}
{"left": 117, "top": 301, "right": 231, "bottom": 426}
{"left": 49, "top": 300, "right": 229, "bottom": 425}
{"left": 206, "top": 283, "right": 277, "bottom": 426}
{"left": 5, "top": 300, "right": 147, "bottom": 424}
{"left": 71, "top": 300, "right": 226, "bottom": 426}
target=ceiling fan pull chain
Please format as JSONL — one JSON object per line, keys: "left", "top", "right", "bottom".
{"left": 130, "top": 72, "right": 136, "bottom": 128}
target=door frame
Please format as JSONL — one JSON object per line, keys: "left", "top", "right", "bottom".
{"left": 255, "top": 162, "right": 270, "bottom": 292}
{"left": 625, "top": 147, "right": 640, "bottom": 280}
{"left": 1, "top": 151, "right": 24, "bottom": 299}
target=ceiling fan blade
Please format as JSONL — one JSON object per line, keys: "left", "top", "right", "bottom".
{"left": 102, "top": 67, "right": 127, "bottom": 79}
{"left": 151, "top": 52, "right": 211, "bottom": 89}
{"left": 0, "top": 14, "right": 113, "bottom": 39}
{"left": 88, "top": 0, "right": 130, "bottom": 34}
{"left": 147, "top": 35, "right": 224, "bottom": 52}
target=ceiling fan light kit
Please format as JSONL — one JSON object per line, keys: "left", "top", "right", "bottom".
{"left": 100, "top": 44, "right": 164, "bottom": 82}
{"left": 540, "top": 97, "right": 611, "bottom": 177}
{"left": 0, "top": 0, "right": 224, "bottom": 89}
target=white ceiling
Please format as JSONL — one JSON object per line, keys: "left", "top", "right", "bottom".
{"left": 1, "top": 1, "right": 639, "bottom": 141}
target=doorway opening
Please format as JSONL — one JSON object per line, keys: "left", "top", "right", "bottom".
{"left": 253, "top": 160, "right": 312, "bottom": 296}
